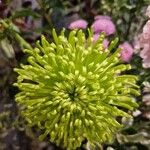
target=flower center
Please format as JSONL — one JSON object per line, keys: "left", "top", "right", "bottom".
{"left": 68, "top": 86, "right": 77, "bottom": 101}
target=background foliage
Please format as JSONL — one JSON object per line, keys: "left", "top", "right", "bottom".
{"left": 0, "top": 0, "right": 150, "bottom": 150}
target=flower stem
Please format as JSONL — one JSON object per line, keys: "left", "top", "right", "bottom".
{"left": 0, "top": 20, "right": 33, "bottom": 50}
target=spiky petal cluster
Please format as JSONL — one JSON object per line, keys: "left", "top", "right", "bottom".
{"left": 14, "top": 29, "right": 139, "bottom": 150}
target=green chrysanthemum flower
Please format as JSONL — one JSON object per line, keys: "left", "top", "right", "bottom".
{"left": 14, "top": 29, "right": 139, "bottom": 150}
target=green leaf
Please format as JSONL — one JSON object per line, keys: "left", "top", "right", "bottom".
{"left": 10, "top": 8, "right": 40, "bottom": 19}
{"left": 0, "top": 38, "right": 15, "bottom": 58}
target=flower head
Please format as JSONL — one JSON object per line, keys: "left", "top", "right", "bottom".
{"left": 68, "top": 19, "right": 87, "bottom": 30}
{"left": 137, "top": 20, "right": 150, "bottom": 68}
{"left": 14, "top": 29, "right": 139, "bottom": 150}
{"left": 140, "top": 44, "right": 150, "bottom": 68}
{"left": 119, "top": 42, "right": 134, "bottom": 62}
{"left": 91, "top": 16, "right": 116, "bottom": 35}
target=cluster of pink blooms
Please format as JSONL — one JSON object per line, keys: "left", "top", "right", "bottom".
{"left": 68, "top": 15, "right": 134, "bottom": 62}
{"left": 136, "top": 6, "right": 150, "bottom": 68}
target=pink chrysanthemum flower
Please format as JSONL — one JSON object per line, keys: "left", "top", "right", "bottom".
{"left": 137, "top": 19, "right": 150, "bottom": 68}
{"left": 68, "top": 19, "right": 88, "bottom": 30}
{"left": 93, "top": 34, "right": 109, "bottom": 48}
{"left": 91, "top": 16, "right": 116, "bottom": 36}
{"left": 140, "top": 44, "right": 150, "bottom": 68}
{"left": 119, "top": 42, "right": 134, "bottom": 62}
{"left": 134, "top": 6, "right": 150, "bottom": 68}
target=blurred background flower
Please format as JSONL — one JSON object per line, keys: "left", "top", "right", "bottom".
{"left": 92, "top": 16, "right": 116, "bottom": 36}
{"left": 68, "top": 19, "right": 88, "bottom": 29}
{"left": 119, "top": 42, "right": 134, "bottom": 62}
